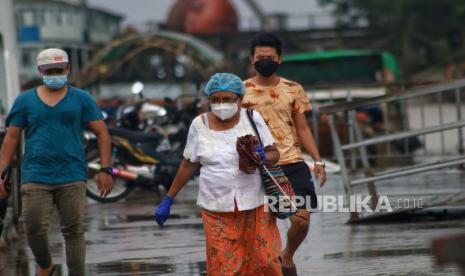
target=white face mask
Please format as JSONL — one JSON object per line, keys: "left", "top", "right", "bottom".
{"left": 211, "top": 103, "right": 239, "bottom": 120}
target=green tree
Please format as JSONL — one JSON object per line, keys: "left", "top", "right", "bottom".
{"left": 319, "top": 0, "right": 465, "bottom": 77}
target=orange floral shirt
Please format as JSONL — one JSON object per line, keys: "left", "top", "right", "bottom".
{"left": 242, "top": 78, "right": 312, "bottom": 165}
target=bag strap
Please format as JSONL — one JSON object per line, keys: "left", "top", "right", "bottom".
{"left": 203, "top": 112, "right": 210, "bottom": 129}
{"left": 246, "top": 109, "right": 263, "bottom": 147}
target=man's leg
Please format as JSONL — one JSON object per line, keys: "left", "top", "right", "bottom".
{"left": 281, "top": 209, "right": 310, "bottom": 267}
{"left": 280, "top": 162, "right": 317, "bottom": 269}
{"left": 21, "top": 183, "right": 55, "bottom": 274}
{"left": 54, "top": 182, "right": 86, "bottom": 276}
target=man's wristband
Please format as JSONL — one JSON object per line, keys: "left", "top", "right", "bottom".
{"left": 99, "top": 167, "right": 114, "bottom": 176}
{"left": 314, "top": 161, "right": 326, "bottom": 168}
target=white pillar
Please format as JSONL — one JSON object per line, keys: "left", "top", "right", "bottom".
{"left": 71, "top": 46, "right": 79, "bottom": 81}
{"left": 0, "top": 0, "right": 21, "bottom": 109}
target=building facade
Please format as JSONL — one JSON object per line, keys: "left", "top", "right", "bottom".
{"left": 15, "top": 0, "right": 122, "bottom": 84}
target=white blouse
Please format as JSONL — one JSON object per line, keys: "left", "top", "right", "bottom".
{"left": 183, "top": 109, "right": 275, "bottom": 212}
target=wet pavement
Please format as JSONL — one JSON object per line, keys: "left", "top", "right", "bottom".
{"left": 1, "top": 171, "right": 465, "bottom": 276}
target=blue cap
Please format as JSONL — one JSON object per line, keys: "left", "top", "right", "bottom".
{"left": 204, "top": 73, "right": 245, "bottom": 96}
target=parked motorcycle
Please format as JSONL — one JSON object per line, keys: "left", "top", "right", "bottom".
{"left": 85, "top": 82, "right": 201, "bottom": 203}
{"left": 85, "top": 128, "right": 185, "bottom": 203}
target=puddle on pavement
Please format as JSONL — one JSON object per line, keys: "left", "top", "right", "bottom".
{"left": 89, "top": 260, "right": 206, "bottom": 275}
{"left": 103, "top": 214, "right": 201, "bottom": 225}
{"left": 324, "top": 247, "right": 431, "bottom": 259}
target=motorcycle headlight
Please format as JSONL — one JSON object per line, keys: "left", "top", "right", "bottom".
{"left": 140, "top": 103, "right": 168, "bottom": 125}
{"left": 83, "top": 131, "right": 97, "bottom": 140}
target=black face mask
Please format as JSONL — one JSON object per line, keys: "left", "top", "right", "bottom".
{"left": 254, "top": 59, "right": 279, "bottom": 77}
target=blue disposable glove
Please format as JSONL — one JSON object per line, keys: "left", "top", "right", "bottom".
{"left": 255, "top": 145, "right": 267, "bottom": 161}
{"left": 154, "top": 196, "right": 173, "bottom": 228}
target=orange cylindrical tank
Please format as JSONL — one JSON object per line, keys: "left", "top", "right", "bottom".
{"left": 166, "top": 0, "right": 238, "bottom": 35}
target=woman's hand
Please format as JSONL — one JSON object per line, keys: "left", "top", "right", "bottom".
{"left": 154, "top": 159, "right": 199, "bottom": 228}
{"left": 154, "top": 196, "right": 173, "bottom": 227}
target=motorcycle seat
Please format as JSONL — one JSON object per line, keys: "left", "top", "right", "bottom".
{"left": 109, "top": 128, "right": 163, "bottom": 143}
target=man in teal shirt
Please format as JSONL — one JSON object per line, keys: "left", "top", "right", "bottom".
{"left": 0, "top": 48, "right": 113, "bottom": 276}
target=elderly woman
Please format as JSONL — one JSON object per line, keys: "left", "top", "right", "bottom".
{"left": 155, "top": 73, "right": 282, "bottom": 276}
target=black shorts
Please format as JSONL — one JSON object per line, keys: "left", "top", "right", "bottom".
{"left": 281, "top": 161, "right": 318, "bottom": 210}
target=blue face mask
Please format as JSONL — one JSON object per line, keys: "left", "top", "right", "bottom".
{"left": 43, "top": 75, "right": 68, "bottom": 90}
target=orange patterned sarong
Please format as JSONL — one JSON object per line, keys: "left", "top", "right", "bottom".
{"left": 201, "top": 205, "right": 282, "bottom": 276}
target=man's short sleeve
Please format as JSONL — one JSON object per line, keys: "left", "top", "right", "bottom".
{"left": 81, "top": 92, "right": 104, "bottom": 123}
{"left": 183, "top": 118, "right": 200, "bottom": 162}
{"left": 292, "top": 85, "right": 312, "bottom": 115}
{"left": 5, "top": 95, "right": 27, "bottom": 128}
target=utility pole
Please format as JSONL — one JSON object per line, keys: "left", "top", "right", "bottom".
{"left": 0, "top": 0, "right": 22, "bottom": 234}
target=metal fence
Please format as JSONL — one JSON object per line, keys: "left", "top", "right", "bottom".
{"left": 310, "top": 81, "right": 465, "bottom": 161}
{"left": 314, "top": 79, "right": 465, "bottom": 221}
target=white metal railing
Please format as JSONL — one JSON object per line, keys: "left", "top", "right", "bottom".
{"left": 318, "top": 79, "right": 465, "bottom": 221}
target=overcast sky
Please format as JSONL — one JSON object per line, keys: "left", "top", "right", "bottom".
{"left": 87, "top": 0, "right": 334, "bottom": 30}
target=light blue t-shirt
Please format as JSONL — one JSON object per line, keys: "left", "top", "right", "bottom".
{"left": 5, "top": 86, "right": 103, "bottom": 185}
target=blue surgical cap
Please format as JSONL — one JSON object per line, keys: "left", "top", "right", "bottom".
{"left": 204, "top": 73, "right": 245, "bottom": 96}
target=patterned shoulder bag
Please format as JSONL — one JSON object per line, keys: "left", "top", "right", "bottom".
{"left": 236, "top": 109, "right": 297, "bottom": 219}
